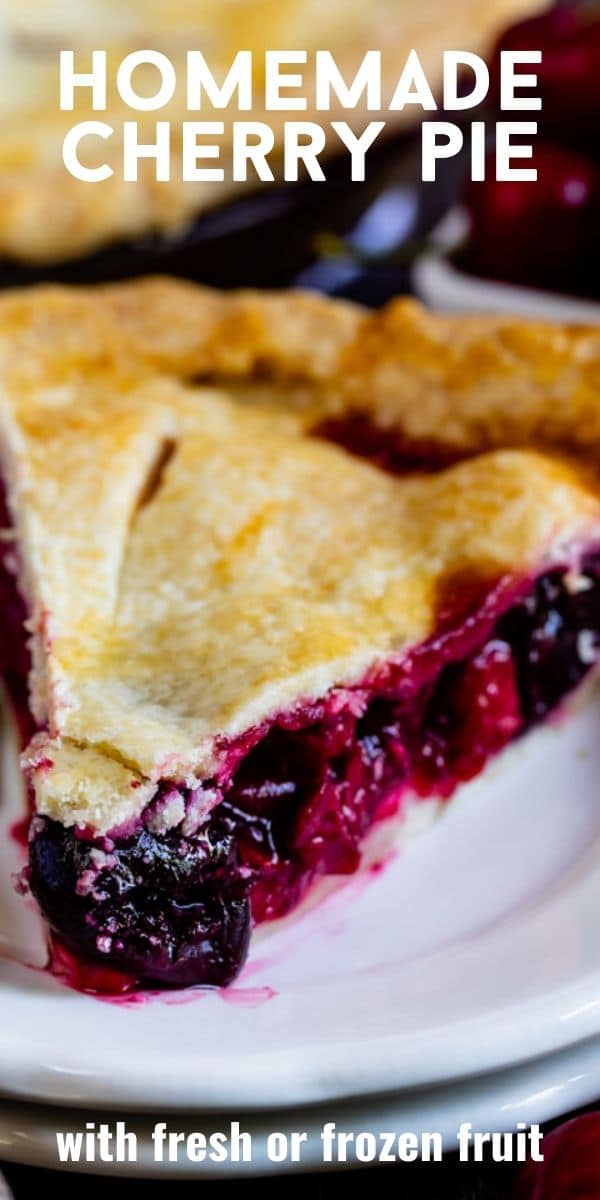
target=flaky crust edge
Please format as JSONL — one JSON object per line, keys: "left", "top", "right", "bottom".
{"left": 1, "top": 276, "right": 596, "bottom": 463}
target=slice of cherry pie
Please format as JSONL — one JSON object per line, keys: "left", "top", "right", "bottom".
{"left": 0, "top": 280, "right": 598, "bottom": 990}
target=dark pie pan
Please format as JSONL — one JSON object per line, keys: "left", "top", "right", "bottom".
{"left": 0, "top": 131, "right": 467, "bottom": 306}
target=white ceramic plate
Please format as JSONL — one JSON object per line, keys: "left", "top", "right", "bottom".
{"left": 1, "top": 1034, "right": 600, "bottom": 1177}
{"left": 1, "top": 695, "right": 600, "bottom": 1112}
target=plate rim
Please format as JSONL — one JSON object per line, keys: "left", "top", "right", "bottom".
{"left": 2, "top": 1033, "right": 600, "bottom": 1176}
{"left": 2, "top": 702, "right": 600, "bottom": 1112}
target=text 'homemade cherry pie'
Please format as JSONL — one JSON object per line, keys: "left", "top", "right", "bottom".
{"left": 0, "top": 279, "right": 598, "bottom": 990}
{"left": 0, "top": 0, "right": 542, "bottom": 265}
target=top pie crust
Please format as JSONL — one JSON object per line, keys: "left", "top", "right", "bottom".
{"left": 0, "top": 279, "right": 598, "bottom": 832}
{"left": 0, "top": 0, "right": 544, "bottom": 262}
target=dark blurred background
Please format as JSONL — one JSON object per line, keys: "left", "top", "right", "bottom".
{"left": 1, "top": 2, "right": 598, "bottom": 308}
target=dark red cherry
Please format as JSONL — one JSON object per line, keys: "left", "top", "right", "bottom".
{"left": 512, "top": 1112, "right": 600, "bottom": 1199}
{"left": 463, "top": 143, "right": 600, "bottom": 292}
{"left": 490, "top": 4, "right": 600, "bottom": 152}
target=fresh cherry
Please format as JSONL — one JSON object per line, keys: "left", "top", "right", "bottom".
{"left": 490, "top": 4, "right": 600, "bottom": 154}
{"left": 463, "top": 143, "right": 600, "bottom": 294}
{"left": 512, "top": 1112, "right": 600, "bottom": 1199}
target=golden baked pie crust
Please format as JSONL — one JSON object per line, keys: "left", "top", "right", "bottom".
{"left": 0, "top": 280, "right": 598, "bottom": 831}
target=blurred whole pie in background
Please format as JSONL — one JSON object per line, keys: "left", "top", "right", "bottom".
{"left": 0, "top": 0, "right": 544, "bottom": 283}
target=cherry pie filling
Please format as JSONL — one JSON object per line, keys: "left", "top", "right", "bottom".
{"left": 0, "top": 495, "right": 599, "bottom": 989}
{"left": 0, "top": 547, "right": 596, "bottom": 990}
